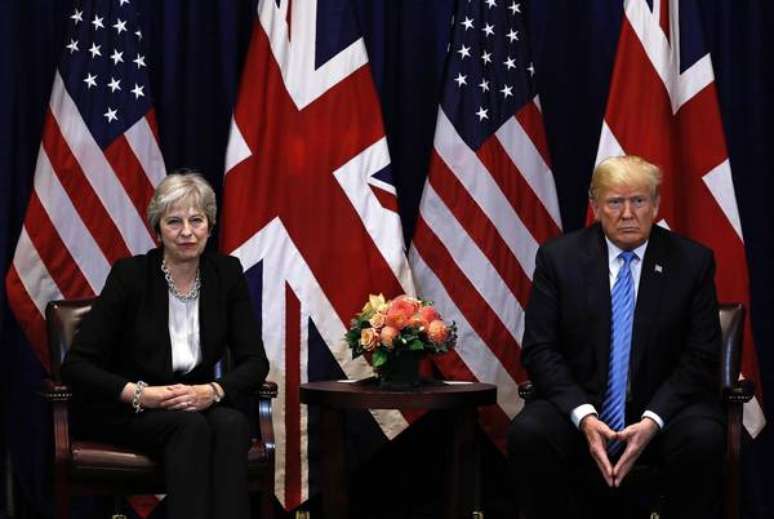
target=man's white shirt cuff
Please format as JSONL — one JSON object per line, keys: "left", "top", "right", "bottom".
{"left": 642, "top": 410, "right": 664, "bottom": 429}
{"left": 570, "top": 405, "right": 664, "bottom": 429}
{"left": 571, "top": 404, "right": 598, "bottom": 429}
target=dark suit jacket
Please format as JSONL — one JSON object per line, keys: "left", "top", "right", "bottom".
{"left": 61, "top": 247, "right": 269, "bottom": 423}
{"left": 522, "top": 223, "right": 722, "bottom": 425}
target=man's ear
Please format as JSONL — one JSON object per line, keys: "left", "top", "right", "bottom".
{"left": 590, "top": 198, "right": 601, "bottom": 221}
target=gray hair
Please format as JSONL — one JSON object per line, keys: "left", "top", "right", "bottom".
{"left": 146, "top": 171, "right": 217, "bottom": 233}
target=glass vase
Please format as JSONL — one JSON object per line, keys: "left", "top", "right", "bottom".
{"left": 378, "top": 350, "right": 422, "bottom": 389}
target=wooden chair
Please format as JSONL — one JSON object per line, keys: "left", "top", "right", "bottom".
{"left": 518, "top": 303, "right": 754, "bottom": 519}
{"left": 718, "top": 303, "right": 755, "bottom": 519}
{"left": 41, "top": 298, "right": 278, "bottom": 519}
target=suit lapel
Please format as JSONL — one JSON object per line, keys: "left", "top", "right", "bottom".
{"left": 630, "top": 226, "right": 668, "bottom": 383}
{"left": 198, "top": 253, "right": 215, "bottom": 364}
{"left": 582, "top": 224, "right": 612, "bottom": 391}
{"left": 149, "top": 248, "right": 174, "bottom": 376}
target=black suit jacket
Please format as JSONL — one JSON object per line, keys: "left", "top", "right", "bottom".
{"left": 522, "top": 223, "right": 722, "bottom": 425}
{"left": 61, "top": 247, "right": 269, "bottom": 422}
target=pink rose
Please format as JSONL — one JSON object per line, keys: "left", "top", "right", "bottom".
{"left": 380, "top": 326, "right": 400, "bottom": 350}
{"left": 386, "top": 299, "right": 415, "bottom": 330}
{"left": 418, "top": 305, "right": 441, "bottom": 323}
{"left": 369, "top": 312, "right": 386, "bottom": 330}
{"left": 360, "top": 328, "right": 380, "bottom": 351}
{"left": 427, "top": 320, "right": 449, "bottom": 344}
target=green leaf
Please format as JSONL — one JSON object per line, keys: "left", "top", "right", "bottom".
{"left": 408, "top": 339, "right": 425, "bottom": 351}
{"left": 402, "top": 331, "right": 419, "bottom": 342}
{"left": 373, "top": 349, "right": 388, "bottom": 368}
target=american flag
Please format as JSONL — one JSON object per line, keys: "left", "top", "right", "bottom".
{"left": 5, "top": 1, "right": 165, "bottom": 517}
{"left": 5, "top": 0, "right": 164, "bottom": 374}
{"left": 220, "top": 0, "right": 415, "bottom": 510}
{"left": 595, "top": 0, "right": 765, "bottom": 436}
{"left": 409, "top": 0, "right": 562, "bottom": 451}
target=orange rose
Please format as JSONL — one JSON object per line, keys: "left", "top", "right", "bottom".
{"left": 427, "top": 320, "right": 449, "bottom": 344}
{"left": 380, "top": 326, "right": 400, "bottom": 350}
{"left": 393, "top": 295, "right": 421, "bottom": 314}
{"left": 409, "top": 314, "right": 430, "bottom": 330}
{"left": 418, "top": 305, "right": 440, "bottom": 323}
{"left": 386, "top": 299, "right": 415, "bottom": 329}
{"left": 360, "top": 328, "right": 380, "bottom": 351}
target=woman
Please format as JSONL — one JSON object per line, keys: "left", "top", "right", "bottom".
{"left": 62, "top": 171, "right": 269, "bottom": 519}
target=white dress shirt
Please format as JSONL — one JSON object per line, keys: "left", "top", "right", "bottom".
{"left": 168, "top": 294, "right": 201, "bottom": 374}
{"left": 570, "top": 238, "right": 664, "bottom": 430}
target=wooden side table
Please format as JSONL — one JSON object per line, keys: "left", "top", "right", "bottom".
{"left": 300, "top": 379, "right": 497, "bottom": 519}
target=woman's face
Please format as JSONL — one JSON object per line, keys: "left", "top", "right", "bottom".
{"left": 158, "top": 202, "right": 210, "bottom": 265}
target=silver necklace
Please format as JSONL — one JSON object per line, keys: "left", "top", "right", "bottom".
{"left": 161, "top": 259, "right": 201, "bottom": 301}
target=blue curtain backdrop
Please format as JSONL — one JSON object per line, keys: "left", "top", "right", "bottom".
{"left": 1, "top": 1, "right": 773, "bottom": 517}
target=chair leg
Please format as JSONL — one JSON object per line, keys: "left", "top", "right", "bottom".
{"left": 260, "top": 490, "right": 275, "bottom": 519}
{"left": 726, "top": 403, "right": 743, "bottom": 519}
{"left": 54, "top": 485, "right": 69, "bottom": 519}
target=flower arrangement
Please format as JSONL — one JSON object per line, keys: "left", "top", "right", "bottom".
{"left": 345, "top": 294, "right": 457, "bottom": 383}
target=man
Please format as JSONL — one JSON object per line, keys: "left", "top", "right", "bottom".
{"left": 508, "top": 156, "right": 725, "bottom": 518}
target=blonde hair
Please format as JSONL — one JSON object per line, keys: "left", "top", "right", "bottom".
{"left": 589, "top": 155, "right": 662, "bottom": 202}
{"left": 146, "top": 170, "right": 217, "bottom": 232}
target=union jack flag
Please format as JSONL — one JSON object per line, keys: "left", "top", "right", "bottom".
{"left": 221, "top": 0, "right": 415, "bottom": 510}
{"left": 409, "top": 0, "right": 562, "bottom": 451}
{"left": 595, "top": 0, "right": 765, "bottom": 436}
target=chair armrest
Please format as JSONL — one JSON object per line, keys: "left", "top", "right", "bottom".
{"left": 40, "top": 378, "right": 73, "bottom": 402}
{"left": 518, "top": 380, "right": 536, "bottom": 401}
{"left": 723, "top": 379, "right": 755, "bottom": 405}
{"left": 40, "top": 379, "right": 72, "bottom": 467}
{"left": 254, "top": 381, "right": 277, "bottom": 462}
{"left": 719, "top": 303, "right": 745, "bottom": 390}
{"left": 717, "top": 302, "right": 754, "bottom": 405}
{"left": 256, "top": 380, "right": 278, "bottom": 400}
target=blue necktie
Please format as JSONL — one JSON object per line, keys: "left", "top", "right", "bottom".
{"left": 600, "top": 251, "right": 636, "bottom": 457}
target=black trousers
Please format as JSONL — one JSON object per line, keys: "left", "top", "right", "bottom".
{"left": 88, "top": 405, "right": 251, "bottom": 519}
{"left": 507, "top": 399, "right": 725, "bottom": 519}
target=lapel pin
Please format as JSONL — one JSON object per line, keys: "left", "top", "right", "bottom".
{"left": 655, "top": 264, "right": 663, "bottom": 273}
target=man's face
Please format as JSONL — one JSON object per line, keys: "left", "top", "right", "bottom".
{"left": 591, "top": 183, "right": 660, "bottom": 250}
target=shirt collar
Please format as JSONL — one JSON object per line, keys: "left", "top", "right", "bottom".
{"left": 605, "top": 237, "right": 648, "bottom": 267}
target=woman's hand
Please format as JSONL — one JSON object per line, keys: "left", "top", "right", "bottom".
{"left": 120, "top": 383, "right": 185, "bottom": 410}
{"left": 141, "top": 385, "right": 188, "bottom": 409}
{"left": 121, "top": 382, "right": 219, "bottom": 412}
{"left": 157, "top": 383, "right": 217, "bottom": 412}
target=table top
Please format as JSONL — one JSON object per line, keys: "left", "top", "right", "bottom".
{"left": 300, "top": 378, "right": 497, "bottom": 410}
